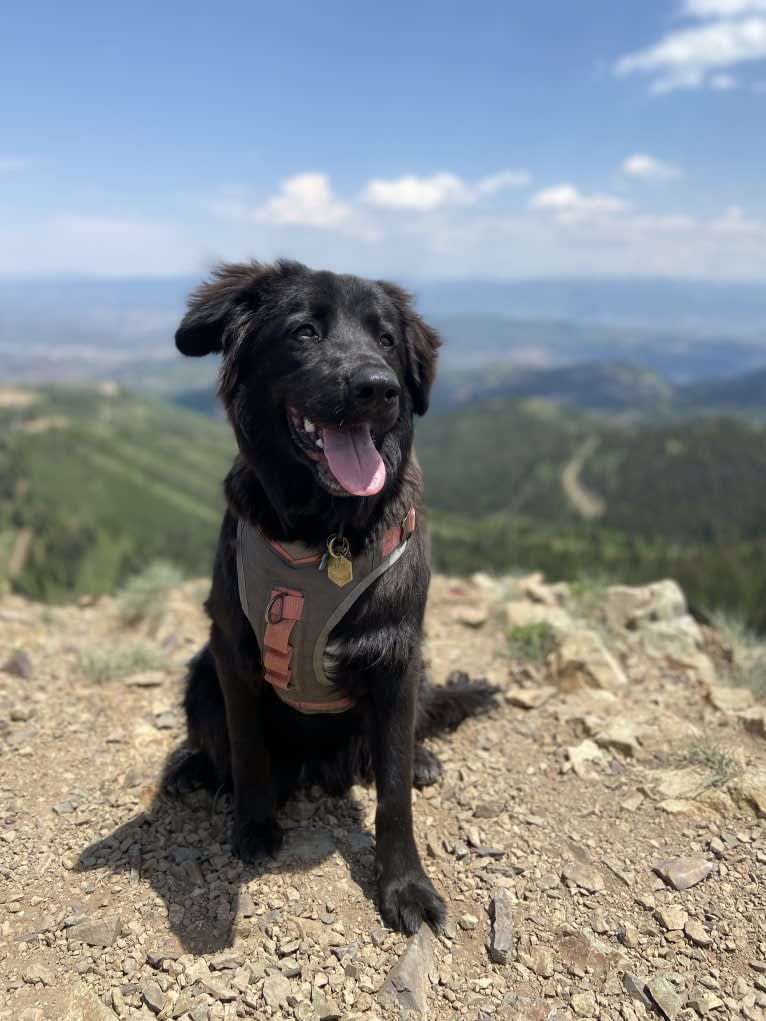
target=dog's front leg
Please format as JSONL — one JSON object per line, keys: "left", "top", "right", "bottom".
{"left": 371, "top": 663, "right": 446, "bottom": 934}
{"left": 218, "top": 658, "right": 283, "bottom": 862}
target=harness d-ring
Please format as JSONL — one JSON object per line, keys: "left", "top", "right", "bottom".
{"left": 327, "top": 534, "right": 350, "bottom": 559}
{"left": 265, "top": 591, "right": 285, "bottom": 624}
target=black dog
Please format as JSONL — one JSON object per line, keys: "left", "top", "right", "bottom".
{"left": 168, "top": 260, "right": 496, "bottom": 933}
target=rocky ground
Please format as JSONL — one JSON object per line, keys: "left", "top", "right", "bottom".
{"left": 1, "top": 570, "right": 765, "bottom": 1021}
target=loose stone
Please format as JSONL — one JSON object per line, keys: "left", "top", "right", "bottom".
{"left": 562, "top": 861, "right": 605, "bottom": 894}
{"left": 653, "top": 857, "right": 715, "bottom": 891}
{"left": 489, "top": 890, "right": 514, "bottom": 965}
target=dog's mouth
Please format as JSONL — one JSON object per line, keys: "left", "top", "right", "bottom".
{"left": 287, "top": 406, "right": 387, "bottom": 497}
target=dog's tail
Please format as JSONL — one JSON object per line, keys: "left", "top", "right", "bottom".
{"left": 416, "top": 671, "right": 499, "bottom": 741}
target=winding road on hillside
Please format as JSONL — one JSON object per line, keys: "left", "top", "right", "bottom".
{"left": 562, "top": 436, "right": 606, "bottom": 520}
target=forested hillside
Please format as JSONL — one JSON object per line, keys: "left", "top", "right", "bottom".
{"left": 2, "top": 384, "right": 765, "bottom": 629}
{"left": 0, "top": 386, "right": 231, "bottom": 600}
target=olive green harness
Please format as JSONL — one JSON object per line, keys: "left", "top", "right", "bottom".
{"left": 236, "top": 510, "right": 415, "bottom": 714}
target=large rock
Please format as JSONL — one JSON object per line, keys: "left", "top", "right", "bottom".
{"left": 728, "top": 769, "right": 766, "bottom": 816}
{"left": 548, "top": 629, "right": 627, "bottom": 691}
{"left": 604, "top": 580, "right": 686, "bottom": 631}
{"left": 604, "top": 581, "right": 712, "bottom": 676}
{"left": 638, "top": 616, "right": 704, "bottom": 663}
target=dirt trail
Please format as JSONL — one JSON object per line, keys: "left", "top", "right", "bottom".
{"left": 562, "top": 438, "right": 605, "bottom": 521}
{"left": 0, "top": 574, "right": 765, "bottom": 1021}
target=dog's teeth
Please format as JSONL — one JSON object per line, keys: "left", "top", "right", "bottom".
{"left": 304, "top": 418, "right": 316, "bottom": 433}
{"left": 315, "top": 436, "right": 324, "bottom": 449}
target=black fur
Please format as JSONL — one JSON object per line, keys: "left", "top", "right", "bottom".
{"left": 168, "top": 260, "right": 497, "bottom": 933}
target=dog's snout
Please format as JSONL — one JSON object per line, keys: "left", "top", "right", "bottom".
{"left": 350, "top": 368, "right": 400, "bottom": 410}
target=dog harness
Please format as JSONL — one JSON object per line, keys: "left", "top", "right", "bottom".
{"left": 236, "top": 509, "right": 416, "bottom": 715}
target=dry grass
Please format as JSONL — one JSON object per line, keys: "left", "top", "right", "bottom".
{"left": 80, "top": 641, "right": 168, "bottom": 683}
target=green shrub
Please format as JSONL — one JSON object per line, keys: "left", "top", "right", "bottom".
{"left": 508, "top": 622, "right": 557, "bottom": 664}
{"left": 683, "top": 735, "right": 741, "bottom": 788}
{"left": 117, "top": 560, "right": 184, "bottom": 625}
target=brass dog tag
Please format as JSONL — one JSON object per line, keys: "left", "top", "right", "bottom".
{"left": 326, "top": 535, "right": 353, "bottom": 587}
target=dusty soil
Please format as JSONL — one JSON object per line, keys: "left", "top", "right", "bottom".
{"left": 1, "top": 573, "right": 765, "bottom": 1021}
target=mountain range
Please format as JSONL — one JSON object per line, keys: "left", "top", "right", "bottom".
{"left": 2, "top": 275, "right": 766, "bottom": 386}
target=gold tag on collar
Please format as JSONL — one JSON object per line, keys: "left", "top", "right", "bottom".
{"left": 326, "top": 534, "right": 353, "bottom": 587}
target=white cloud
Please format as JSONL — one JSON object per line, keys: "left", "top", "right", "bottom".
{"left": 710, "top": 70, "right": 739, "bottom": 85}
{"left": 254, "top": 173, "right": 351, "bottom": 228}
{"left": 363, "top": 173, "right": 467, "bottom": 211}
{"left": 4, "top": 198, "right": 766, "bottom": 281}
{"left": 614, "top": 14, "right": 766, "bottom": 93}
{"left": 529, "top": 184, "right": 627, "bottom": 223}
{"left": 622, "top": 154, "right": 683, "bottom": 181}
{"left": 361, "top": 169, "right": 529, "bottom": 212}
{"left": 682, "top": 0, "right": 766, "bottom": 16}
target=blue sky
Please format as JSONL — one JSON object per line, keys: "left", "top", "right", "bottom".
{"left": 2, "top": 0, "right": 766, "bottom": 279}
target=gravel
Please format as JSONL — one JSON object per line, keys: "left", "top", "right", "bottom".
{"left": 1, "top": 574, "right": 765, "bottom": 1020}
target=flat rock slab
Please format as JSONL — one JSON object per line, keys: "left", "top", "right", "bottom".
{"left": 556, "top": 934, "right": 620, "bottom": 978}
{"left": 66, "top": 914, "right": 121, "bottom": 948}
{"left": 561, "top": 861, "right": 605, "bottom": 894}
{"left": 653, "top": 856, "right": 715, "bottom": 891}
{"left": 141, "top": 979, "right": 165, "bottom": 1015}
{"left": 622, "top": 971, "right": 652, "bottom": 1009}
{"left": 378, "top": 926, "right": 434, "bottom": 1016}
{"left": 505, "top": 686, "right": 555, "bottom": 710}
{"left": 262, "top": 974, "right": 292, "bottom": 1009}
{"left": 64, "top": 984, "right": 116, "bottom": 1021}
{"left": 124, "top": 670, "right": 166, "bottom": 687}
{"left": 646, "top": 973, "right": 684, "bottom": 1020}
{"left": 21, "top": 962, "right": 55, "bottom": 986}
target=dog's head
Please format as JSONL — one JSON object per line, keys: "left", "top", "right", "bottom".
{"left": 175, "top": 260, "right": 440, "bottom": 500}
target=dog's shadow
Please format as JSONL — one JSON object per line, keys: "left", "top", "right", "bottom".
{"left": 75, "top": 754, "right": 377, "bottom": 954}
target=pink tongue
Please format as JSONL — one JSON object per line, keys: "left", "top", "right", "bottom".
{"left": 322, "top": 425, "right": 386, "bottom": 496}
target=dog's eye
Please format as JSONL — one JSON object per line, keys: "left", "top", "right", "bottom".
{"left": 294, "top": 324, "right": 319, "bottom": 340}
{"left": 380, "top": 333, "right": 395, "bottom": 348}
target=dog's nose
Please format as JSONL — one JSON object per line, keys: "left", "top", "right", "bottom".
{"left": 350, "top": 368, "right": 400, "bottom": 410}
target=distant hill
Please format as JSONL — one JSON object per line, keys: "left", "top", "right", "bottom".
{"left": 166, "top": 358, "right": 766, "bottom": 423}
{"left": 0, "top": 385, "right": 231, "bottom": 600}
{"left": 417, "top": 398, "right": 766, "bottom": 537}
{"left": 432, "top": 360, "right": 675, "bottom": 415}
{"left": 416, "top": 398, "right": 766, "bottom": 629}
{"left": 2, "top": 384, "right": 766, "bottom": 629}
{"left": 414, "top": 276, "right": 766, "bottom": 334}
{"left": 430, "top": 317, "right": 766, "bottom": 382}
{"left": 678, "top": 366, "right": 766, "bottom": 414}
{"left": 2, "top": 274, "right": 766, "bottom": 386}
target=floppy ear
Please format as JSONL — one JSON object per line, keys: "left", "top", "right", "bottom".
{"left": 379, "top": 282, "right": 441, "bottom": 415}
{"left": 175, "top": 262, "right": 275, "bottom": 357}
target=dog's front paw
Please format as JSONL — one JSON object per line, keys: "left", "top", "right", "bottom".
{"left": 413, "top": 745, "right": 443, "bottom": 789}
{"left": 378, "top": 870, "right": 446, "bottom": 934}
{"left": 232, "top": 817, "right": 284, "bottom": 862}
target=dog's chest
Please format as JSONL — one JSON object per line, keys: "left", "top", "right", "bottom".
{"left": 236, "top": 514, "right": 414, "bottom": 715}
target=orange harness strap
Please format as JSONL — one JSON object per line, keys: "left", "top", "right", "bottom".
{"left": 263, "top": 588, "right": 304, "bottom": 690}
